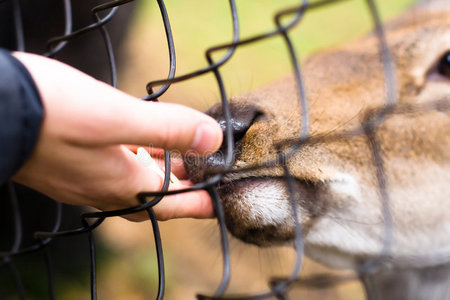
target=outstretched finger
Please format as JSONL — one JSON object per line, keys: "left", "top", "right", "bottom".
{"left": 13, "top": 52, "right": 223, "bottom": 156}
{"left": 95, "top": 97, "right": 223, "bottom": 156}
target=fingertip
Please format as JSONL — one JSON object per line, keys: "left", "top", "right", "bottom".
{"left": 190, "top": 122, "right": 223, "bottom": 156}
{"left": 182, "top": 189, "right": 215, "bottom": 219}
{"left": 152, "top": 188, "right": 215, "bottom": 220}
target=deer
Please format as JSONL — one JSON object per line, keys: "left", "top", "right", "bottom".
{"left": 184, "top": 0, "right": 450, "bottom": 298}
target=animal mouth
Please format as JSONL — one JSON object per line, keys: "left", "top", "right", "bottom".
{"left": 215, "top": 175, "right": 327, "bottom": 246}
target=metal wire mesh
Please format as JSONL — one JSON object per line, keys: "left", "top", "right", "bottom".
{"left": 0, "top": 0, "right": 448, "bottom": 299}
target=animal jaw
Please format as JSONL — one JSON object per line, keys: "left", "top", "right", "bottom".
{"left": 184, "top": 0, "right": 450, "bottom": 273}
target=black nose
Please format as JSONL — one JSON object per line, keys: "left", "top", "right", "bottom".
{"left": 206, "top": 102, "right": 263, "bottom": 148}
{"left": 183, "top": 102, "right": 263, "bottom": 182}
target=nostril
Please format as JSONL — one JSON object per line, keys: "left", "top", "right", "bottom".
{"left": 207, "top": 102, "right": 264, "bottom": 146}
{"left": 217, "top": 116, "right": 256, "bottom": 143}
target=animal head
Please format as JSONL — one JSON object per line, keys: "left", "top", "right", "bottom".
{"left": 185, "top": 0, "right": 450, "bottom": 270}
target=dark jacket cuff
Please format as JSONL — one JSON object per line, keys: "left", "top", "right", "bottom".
{"left": 0, "top": 49, "right": 44, "bottom": 184}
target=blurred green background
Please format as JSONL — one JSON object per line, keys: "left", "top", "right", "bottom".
{"left": 120, "top": 0, "right": 416, "bottom": 110}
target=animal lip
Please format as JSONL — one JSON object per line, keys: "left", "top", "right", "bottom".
{"left": 217, "top": 175, "right": 320, "bottom": 200}
{"left": 218, "top": 175, "right": 281, "bottom": 188}
{"left": 215, "top": 174, "right": 330, "bottom": 246}
{"left": 215, "top": 176, "right": 298, "bottom": 246}
{"left": 216, "top": 164, "right": 284, "bottom": 184}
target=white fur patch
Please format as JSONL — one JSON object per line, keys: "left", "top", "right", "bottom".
{"left": 306, "top": 163, "right": 450, "bottom": 269}
{"left": 329, "top": 172, "right": 361, "bottom": 199}
{"left": 238, "top": 179, "right": 296, "bottom": 226}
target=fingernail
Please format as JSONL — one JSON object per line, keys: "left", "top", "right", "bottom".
{"left": 191, "top": 123, "right": 222, "bottom": 155}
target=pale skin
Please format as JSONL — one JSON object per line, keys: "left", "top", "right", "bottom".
{"left": 11, "top": 52, "right": 223, "bottom": 222}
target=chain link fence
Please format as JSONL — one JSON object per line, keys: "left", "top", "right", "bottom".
{"left": 0, "top": 0, "right": 448, "bottom": 299}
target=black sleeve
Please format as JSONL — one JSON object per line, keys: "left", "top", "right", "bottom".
{"left": 0, "top": 48, "right": 43, "bottom": 185}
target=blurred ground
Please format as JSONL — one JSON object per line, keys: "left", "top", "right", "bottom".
{"left": 95, "top": 218, "right": 365, "bottom": 300}
{"left": 92, "top": 0, "right": 416, "bottom": 299}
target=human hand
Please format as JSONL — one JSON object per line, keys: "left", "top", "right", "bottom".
{"left": 11, "top": 52, "right": 223, "bottom": 221}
